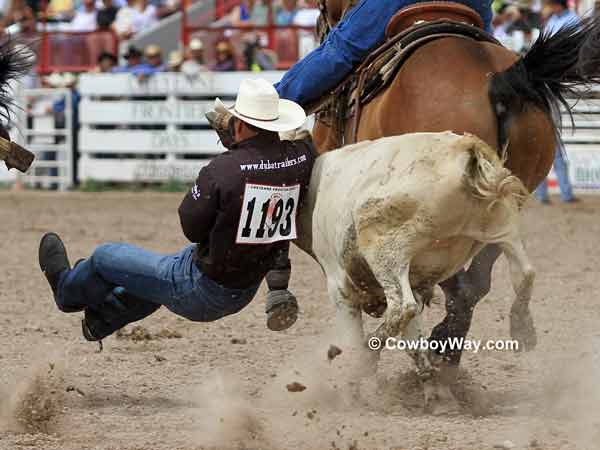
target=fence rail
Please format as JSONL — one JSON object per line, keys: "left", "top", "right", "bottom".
{"left": 77, "top": 71, "right": 284, "bottom": 182}
{"left": 5, "top": 72, "right": 600, "bottom": 192}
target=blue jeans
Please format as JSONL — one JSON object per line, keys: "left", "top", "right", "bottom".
{"left": 275, "top": 0, "right": 492, "bottom": 106}
{"left": 535, "top": 147, "right": 575, "bottom": 202}
{"left": 56, "top": 243, "right": 260, "bottom": 323}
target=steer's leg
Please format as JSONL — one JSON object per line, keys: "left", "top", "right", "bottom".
{"left": 403, "top": 291, "right": 460, "bottom": 415}
{"left": 362, "top": 231, "right": 419, "bottom": 344}
{"left": 500, "top": 237, "right": 536, "bottom": 351}
{"left": 326, "top": 272, "right": 379, "bottom": 375}
{"left": 403, "top": 290, "right": 430, "bottom": 376}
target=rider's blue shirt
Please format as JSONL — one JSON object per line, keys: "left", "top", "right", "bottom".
{"left": 275, "top": 0, "right": 492, "bottom": 107}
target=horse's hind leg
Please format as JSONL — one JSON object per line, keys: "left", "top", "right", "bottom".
{"left": 501, "top": 237, "right": 536, "bottom": 351}
{"left": 428, "top": 244, "right": 503, "bottom": 368}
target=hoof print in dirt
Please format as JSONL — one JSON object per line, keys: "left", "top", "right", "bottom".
{"left": 286, "top": 381, "right": 307, "bottom": 392}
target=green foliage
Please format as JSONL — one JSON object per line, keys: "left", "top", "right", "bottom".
{"left": 78, "top": 178, "right": 188, "bottom": 193}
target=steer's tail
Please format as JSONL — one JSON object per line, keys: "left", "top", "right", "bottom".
{"left": 462, "top": 135, "right": 528, "bottom": 214}
{"left": 489, "top": 15, "right": 600, "bottom": 150}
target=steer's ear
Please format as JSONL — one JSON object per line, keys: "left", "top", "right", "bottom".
{"left": 0, "top": 137, "right": 35, "bottom": 172}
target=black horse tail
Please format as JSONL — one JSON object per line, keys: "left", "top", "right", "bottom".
{"left": 488, "top": 15, "right": 600, "bottom": 150}
{"left": 0, "top": 38, "right": 35, "bottom": 124}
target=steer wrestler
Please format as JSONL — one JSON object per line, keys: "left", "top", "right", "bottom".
{"left": 39, "top": 79, "right": 316, "bottom": 342}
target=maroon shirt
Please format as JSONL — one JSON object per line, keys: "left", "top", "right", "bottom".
{"left": 178, "top": 132, "right": 316, "bottom": 289}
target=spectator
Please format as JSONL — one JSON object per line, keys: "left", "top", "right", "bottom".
{"left": 292, "top": 0, "right": 320, "bottom": 27}
{"left": 167, "top": 50, "right": 182, "bottom": 72}
{"left": 212, "top": 40, "right": 236, "bottom": 72}
{"left": 131, "top": 0, "right": 158, "bottom": 32}
{"left": 230, "top": 0, "right": 267, "bottom": 26}
{"left": 70, "top": 0, "right": 98, "bottom": 31}
{"left": 113, "top": 45, "right": 143, "bottom": 72}
{"left": 292, "top": 0, "right": 320, "bottom": 58}
{"left": 181, "top": 38, "right": 206, "bottom": 77}
{"left": 132, "top": 44, "right": 165, "bottom": 80}
{"left": 96, "top": 51, "right": 117, "bottom": 72}
{"left": 243, "top": 35, "right": 277, "bottom": 71}
{"left": 112, "top": 0, "right": 139, "bottom": 39}
{"left": 187, "top": 38, "right": 204, "bottom": 64}
{"left": 97, "top": 0, "right": 119, "bottom": 29}
{"left": 5, "top": 5, "right": 37, "bottom": 37}
{"left": 152, "top": 0, "right": 179, "bottom": 19}
{"left": 533, "top": 0, "right": 579, "bottom": 204}
{"left": 144, "top": 44, "right": 164, "bottom": 69}
{"left": 275, "top": 0, "right": 298, "bottom": 25}
{"left": 45, "top": 0, "right": 75, "bottom": 22}
{"left": 534, "top": 144, "right": 578, "bottom": 204}
{"left": 542, "top": 0, "right": 578, "bottom": 34}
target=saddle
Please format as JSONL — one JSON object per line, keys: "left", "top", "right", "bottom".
{"left": 309, "top": 2, "right": 499, "bottom": 146}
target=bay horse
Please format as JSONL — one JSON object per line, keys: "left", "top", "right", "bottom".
{"left": 310, "top": 2, "right": 600, "bottom": 411}
{"left": 0, "top": 39, "right": 35, "bottom": 173}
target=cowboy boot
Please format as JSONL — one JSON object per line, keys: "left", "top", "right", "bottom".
{"left": 39, "top": 232, "right": 72, "bottom": 305}
{"left": 265, "top": 244, "right": 299, "bottom": 331}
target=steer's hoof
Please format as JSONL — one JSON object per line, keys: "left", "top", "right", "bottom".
{"left": 266, "top": 289, "right": 298, "bottom": 331}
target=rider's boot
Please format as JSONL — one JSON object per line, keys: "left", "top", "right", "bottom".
{"left": 265, "top": 244, "right": 299, "bottom": 331}
{"left": 39, "top": 232, "right": 78, "bottom": 310}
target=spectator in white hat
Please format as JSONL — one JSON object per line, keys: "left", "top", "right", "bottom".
{"left": 181, "top": 38, "right": 207, "bottom": 77}
{"left": 168, "top": 50, "right": 183, "bottom": 72}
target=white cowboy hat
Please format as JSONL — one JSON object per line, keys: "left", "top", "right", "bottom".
{"left": 215, "top": 78, "right": 306, "bottom": 132}
{"left": 189, "top": 38, "right": 203, "bottom": 51}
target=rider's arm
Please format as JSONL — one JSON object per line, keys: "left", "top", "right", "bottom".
{"left": 178, "top": 165, "right": 220, "bottom": 244}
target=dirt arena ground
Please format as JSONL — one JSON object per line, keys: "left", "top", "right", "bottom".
{"left": 1, "top": 191, "right": 600, "bottom": 450}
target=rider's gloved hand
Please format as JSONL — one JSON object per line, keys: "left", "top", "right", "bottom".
{"left": 205, "top": 99, "right": 235, "bottom": 149}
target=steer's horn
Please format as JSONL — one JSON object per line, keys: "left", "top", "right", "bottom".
{"left": 0, "top": 136, "right": 34, "bottom": 172}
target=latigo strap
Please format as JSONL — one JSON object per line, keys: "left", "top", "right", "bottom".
{"left": 0, "top": 137, "right": 35, "bottom": 172}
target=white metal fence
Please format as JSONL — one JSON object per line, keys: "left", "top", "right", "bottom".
{"left": 77, "top": 71, "right": 284, "bottom": 183}
{"left": 4, "top": 72, "right": 600, "bottom": 193}
{"left": 556, "top": 96, "right": 600, "bottom": 191}
{"left": 4, "top": 87, "right": 73, "bottom": 190}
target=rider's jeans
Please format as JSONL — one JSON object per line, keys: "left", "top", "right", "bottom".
{"left": 54, "top": 243, "right": 260, "bottom": 322}
{"left": 275, "top": 0, "right": 493, "bottom": 106}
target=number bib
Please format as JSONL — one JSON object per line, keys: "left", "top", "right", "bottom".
{"left": 236, "top": 183, "right": 300, "bottom": 244}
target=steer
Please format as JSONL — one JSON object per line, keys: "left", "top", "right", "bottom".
{"left": 294, "top": 131, "right": 535, "bottom": 411}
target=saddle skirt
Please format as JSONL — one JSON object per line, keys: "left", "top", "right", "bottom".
{"left": 309, "top": 2, "right": 499, "bottom": 146}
